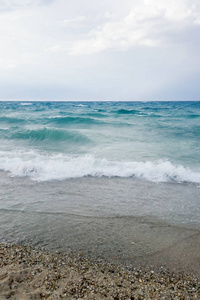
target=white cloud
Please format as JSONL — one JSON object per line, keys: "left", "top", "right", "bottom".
{"left": 63, "top": 16, "right": 86, "bottom": 28}
{"left": 0, "top": 8, "right": 44, "bottom": 70}
{"left": 69, "top": 0, "right": 200, "bottom": 55}
{"left": 0, "top": 0, "right": 200, "bottom": 100}
{"left": 46, "top": 44, "right": 61, "bottom": 52}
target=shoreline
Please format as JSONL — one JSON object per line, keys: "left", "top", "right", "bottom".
{"left": 0, "top": 242, "right": 199, "bottom": 299}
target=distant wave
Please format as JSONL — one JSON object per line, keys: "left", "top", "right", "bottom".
{"left": 0, "top": 150, "right": 199, "bottom": 184}
{"left": 116, "top": 109, "right": 139, "bottom": 115}
{"left": 0, "top": 116, "right": 25, "bottom": 124}
{"left": 115, "top": 109, "right": 152, "bottom": 116}
{"left": 49, "top": 116, "right": 103, "bottom": 125}
{"left": 186, "top": 114, "right": 200, "bottom": 119}
{"left": 81, "top": 112, "right": 107, "bottom": 118}
{"left": 20, "top": 102, "right": 33, "bottom": 106}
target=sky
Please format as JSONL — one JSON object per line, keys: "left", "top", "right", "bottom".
{"left": 0, "top": 0, "right": 200, "bottom": 101}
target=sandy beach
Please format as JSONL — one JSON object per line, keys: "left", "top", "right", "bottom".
{"left": 0, "top": 243, "right": 199, "bottom": 300}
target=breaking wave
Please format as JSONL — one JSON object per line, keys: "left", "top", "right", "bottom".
{"left": 0, "top": 150, "right": 199, "bottom": 184}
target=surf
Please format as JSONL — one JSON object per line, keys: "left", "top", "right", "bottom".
{"left": 0, "top": 150, "right": 199, "bottom": 184}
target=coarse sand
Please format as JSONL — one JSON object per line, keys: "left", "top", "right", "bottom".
{"left": 0, "top": 243, "right": 199, "bottom": 299}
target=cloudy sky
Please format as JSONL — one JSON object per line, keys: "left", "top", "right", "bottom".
{"left": 0, "top": 0, "right": 200, "bottom": 101}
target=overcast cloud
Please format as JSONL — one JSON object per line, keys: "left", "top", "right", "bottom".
{"left": 0, "top": 0, "right": 200, "bottom": 100}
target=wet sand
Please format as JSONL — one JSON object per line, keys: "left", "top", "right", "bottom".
{"left": 0, "top": 243, "right": 200, "bottom": 300}
{"left": 1, "top": 214, "right": 200, "bottom": 299}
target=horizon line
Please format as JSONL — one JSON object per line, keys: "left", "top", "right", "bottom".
{"left": 0, "top": 99, "right": 199, "bottom": 102}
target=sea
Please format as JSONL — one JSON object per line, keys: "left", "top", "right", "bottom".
{"left": 0, "top": 101, "right": 200, "bottom": 265}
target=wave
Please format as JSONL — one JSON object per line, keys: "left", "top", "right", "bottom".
{"left": 116, "top": 109, "right": 139, "bottom": 115}
{"left": 10, "top": 128, "right": 91, "bottom": 144}
{"left": 49, "top": 116, "right": 103, "bottom": 126}
{"left": 20, "top": 102, "right": 33, "bottom": 106}
{"left": 115, "top": 109, "right": 153, "bottom": 117}
{"left": 0, "top": 150, "right": 199, "bottom": 184}
{"left": 186, "top": 114, "right": 200, "bottom": 119}
{"left": 81, "top": 112, "right": 107, "bottom": 118}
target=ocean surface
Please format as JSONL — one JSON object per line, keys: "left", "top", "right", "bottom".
{"left": 0, "top": 101, "right": 200, "bottom": 264}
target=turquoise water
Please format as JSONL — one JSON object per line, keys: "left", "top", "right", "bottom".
{"left": 0, "top": 101, "right": 200, "bottom": 183}
{"left": 0, "top": 101, "right": 200, "bottom": 253}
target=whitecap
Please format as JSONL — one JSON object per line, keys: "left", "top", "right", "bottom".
{"left": 20, "top": 102, "right": 33, "bottom": 106}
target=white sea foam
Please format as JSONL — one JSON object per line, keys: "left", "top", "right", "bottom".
{"left": 0, "top": 150, "right": 200, "bottom": 184}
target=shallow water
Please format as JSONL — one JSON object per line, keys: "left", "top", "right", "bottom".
{"left": 0, "top": 172, "right": 200, "bottom": 270}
